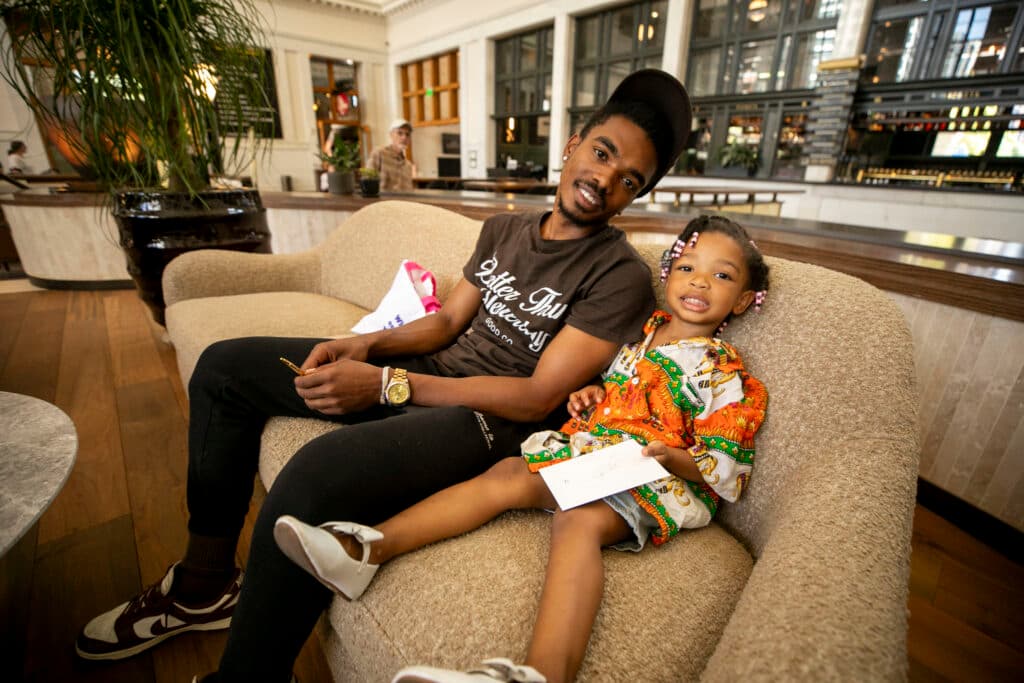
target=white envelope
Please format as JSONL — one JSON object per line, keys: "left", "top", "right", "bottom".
{"left": 538, "top": 439, "right": 669, "bottom": 510}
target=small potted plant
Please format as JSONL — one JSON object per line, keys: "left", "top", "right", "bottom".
{"left": 318, "top": 139, "right": 360, "bottom": 194}
{"left": 358, "top": 167, "right": 380, "bottom": 197}
{"left": 716, "top": 141, "right": 760, "bottom": 177}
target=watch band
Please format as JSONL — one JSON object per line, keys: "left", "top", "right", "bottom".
{"left": 380, "top": 366, "right": 391, "bottom": 405}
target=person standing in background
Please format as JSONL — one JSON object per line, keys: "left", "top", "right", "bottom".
{"left": 368, "top": 119, "right": 416, "bottom": 191}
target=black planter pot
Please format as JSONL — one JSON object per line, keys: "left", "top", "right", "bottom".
{"left": 717, "top": 165, "right": 758, "bottom": 178}
{"left": 360, "top": 177, "right": 380, "bottom": 197}
{"left": 114, "top": 189, "right": 271, "bottom": 325}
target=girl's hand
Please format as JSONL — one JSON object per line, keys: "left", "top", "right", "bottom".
{"left": 567, "top": 385, "right": 605, "bottom": 418}
{"left": 642, "top": 440, "right": 702, "bottom": 482}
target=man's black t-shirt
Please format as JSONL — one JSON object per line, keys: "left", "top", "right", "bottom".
{"left": 433, "top": 211, "right": 655, "bottom": 378}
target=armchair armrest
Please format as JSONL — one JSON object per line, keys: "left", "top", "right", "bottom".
{"left": 701, "top": 435, "right": 918, "bottom": 682}
{"left": 163, "top": 249, "right": 322, "bottom": 306}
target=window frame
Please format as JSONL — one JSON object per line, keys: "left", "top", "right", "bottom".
{"left": 862, "top": 0, "right": 1024, "bottom": 85}
{"left": 684, "top": 0, "right": 838, "bottom": 179}
{"left": 687, "top": 0, "right": 839, "bottom": 96}
{"left": 400, "top": 50, "right": 460, "bottom": 128}
{"left": 493, "top": 24, "right": 555, "bottom": 170}
{"left": 310, "top": 55, "right": 362, "bottom": 159}
{"left": 568, "top": 0, "right": 668, "bottom": 130}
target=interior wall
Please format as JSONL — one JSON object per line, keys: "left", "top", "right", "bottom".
{"left": 242, "top": 0, "right": 391, "bottom": 191}
{"left": 385, "top": 0, "right": 630, "bottom": 182}
{"left": 410, "top": 123, "right": 460, "bottom": 178}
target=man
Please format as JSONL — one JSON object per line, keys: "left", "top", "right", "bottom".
{"left": 76, "top": 69, "right": 691, "bottom": 681}
{"left": 368, "top": 118, "right": 416, "bottom": 191}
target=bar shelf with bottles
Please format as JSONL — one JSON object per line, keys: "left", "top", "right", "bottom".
{"left": 839, "top": 102, "right": 1024, "bottom": 192}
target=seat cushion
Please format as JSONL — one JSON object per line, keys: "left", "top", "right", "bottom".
{"left": 321, "top": 510, "right": 753, "bottom": 682}
{"left": 258, "top": 416, "right": 343, "bottom": 488}
{"left": 165, "top": 291, "right": 367, "bottom": 387}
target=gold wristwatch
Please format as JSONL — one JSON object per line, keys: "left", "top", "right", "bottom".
{"left": 383, "top": 367, "right": 411, "bottom": 407}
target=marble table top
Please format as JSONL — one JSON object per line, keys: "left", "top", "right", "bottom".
{"left": 0, "top": 391, "right": 77, "bottom": 555}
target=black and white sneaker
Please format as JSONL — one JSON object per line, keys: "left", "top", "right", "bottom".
{"left": 75, "top": 563, "right": 242, "bottom": 660}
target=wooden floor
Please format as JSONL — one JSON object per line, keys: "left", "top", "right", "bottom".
{"left": 1, "top": 287, "right": 1022, "bottom": 682}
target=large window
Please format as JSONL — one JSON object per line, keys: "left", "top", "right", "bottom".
{"left": 862, "top": 0, "right": 1024, "bottom": 85}
{"left": 494, "top": 26, "right": 553, "bottom": 171}
{"left": 687, "top": 0, "right": 842, "bottom": 96}
{"left": 848, "top": 1, "right": 1024, "bottom": 188}
{"left": 569, "top": 1, "right": 667, "bottom": 132}
{"left": 684, "top": 0, "right": 840, "bottom": 179}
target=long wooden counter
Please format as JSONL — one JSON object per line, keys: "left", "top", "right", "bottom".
{"left": 258, "top": 189, "right": 1022, "bottom": 321}
{"left": 2, "top": 187, "right": 1021, "bottom": 321}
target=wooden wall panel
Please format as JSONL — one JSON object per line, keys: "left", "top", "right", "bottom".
{"left": 888, "top": 293, "right": 1024, "bottom": 531}
{"left": 266, "top": 208, "right": 349, "bottom": 254}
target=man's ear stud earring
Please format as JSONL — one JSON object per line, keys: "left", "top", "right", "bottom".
{"left": 562, "top": 155, "right": 568, "bottom": 161}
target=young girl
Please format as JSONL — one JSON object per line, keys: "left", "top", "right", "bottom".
{"left": 274, "top": 214, "right": 770, "bottom": 683}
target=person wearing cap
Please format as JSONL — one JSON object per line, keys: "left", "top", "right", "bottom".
{"left": 75, "top": 69, "right": 691, "bottom": 682}
{"left": 367, "top": 119, "right": 417, "bottom": 191}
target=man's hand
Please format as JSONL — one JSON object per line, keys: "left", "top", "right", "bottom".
{"left": 294, "top": 358, "right": 382, "bottom": 415}
{"left": 567, "top": 385, "right": 606, "bottom": 419}
{"left": 300, "top": 337, "right": 372, "bottom": 373}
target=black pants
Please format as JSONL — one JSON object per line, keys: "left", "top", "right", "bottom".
{"left": 186, "top": 337, "right": 545, "bottom": 681}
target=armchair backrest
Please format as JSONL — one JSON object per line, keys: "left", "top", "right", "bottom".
{"left": 318, "top": 200, "right": 482, "bottom": 308}
{"left": 317, "top": 205, "right": 919, "bottom": 561}
{"left": 631, "top": 245, "right": 919, "bottom": 558}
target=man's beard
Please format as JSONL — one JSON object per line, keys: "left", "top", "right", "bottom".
{"left": 555, "top": 181, "right": 608, "bottom": 228}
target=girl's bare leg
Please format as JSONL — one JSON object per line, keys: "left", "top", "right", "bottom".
{"left": 526, "top": 502, "right": 631, "bottom": 683}
{"left": 334, "top": 456, "right": 556, "bottom": 565}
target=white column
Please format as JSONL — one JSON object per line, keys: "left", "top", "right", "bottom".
{"left": 834, "top": 0, "right": 875, "bottom": 60}
{"left": 459, "top": 38, "right": 492, "bottom": 179}
{"left": 548, "top": 11, "right": 574, "bottom": 181}
{"left": 661, "top": 0, "right": 692, "bottom": 81}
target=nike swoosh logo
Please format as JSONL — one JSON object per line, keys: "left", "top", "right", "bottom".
{"left": 132, "top": 614, "right": 187, "bottom": 639}
{"left": 133, "top": 616, "right": 164, "bottom": 639}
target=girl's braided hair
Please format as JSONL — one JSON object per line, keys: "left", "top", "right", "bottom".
{"left": 660, "top": 215, "right": 770, "bottom": 314}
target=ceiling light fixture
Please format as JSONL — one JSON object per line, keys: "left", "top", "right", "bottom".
{"left": 748, "top": 0, "right": 767, "bottom": 22}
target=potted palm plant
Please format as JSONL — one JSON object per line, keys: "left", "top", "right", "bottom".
{"left": 318, "top": 138, "right": 360, "bottom": 195}
{"left": 0, "top": 0, "right": 276, "bottom": 325}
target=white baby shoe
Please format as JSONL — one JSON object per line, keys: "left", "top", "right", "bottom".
{"left": 391, "top": 657, "right": 546, "bottom": 683}
{"left": 273, "top": 515, "right": 383, "bottom": 600}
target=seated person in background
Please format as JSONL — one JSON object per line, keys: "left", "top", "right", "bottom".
{"left": 368, "top": 119, "right": 416, "bottom": 191}
{"left": 6, "top": 140, "right": 33, "bottom": 175}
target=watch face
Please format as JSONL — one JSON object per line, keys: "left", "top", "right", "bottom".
{"left": 387, "top": 383, "right": 410, "bottom": 404}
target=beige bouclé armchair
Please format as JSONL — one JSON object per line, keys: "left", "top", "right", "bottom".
{"left": 163, "top": 200, "right": 919, "bottom": 682}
